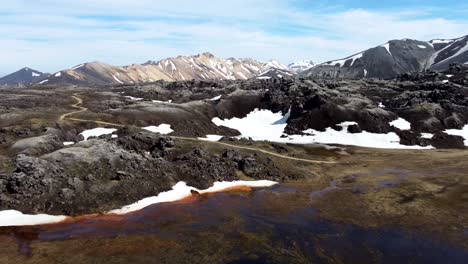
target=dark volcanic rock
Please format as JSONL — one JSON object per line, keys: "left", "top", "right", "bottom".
{"left": 117, "top": 131, "right": 175, "bottom": 155}
{"left": 0, "top": 130, "right": 289, "bottom": 215}
{"left": 347, "top": 124, "right": 363, "bottom": 134}
{"left": 431, "top": 133, "right": 466, "bottom": 149}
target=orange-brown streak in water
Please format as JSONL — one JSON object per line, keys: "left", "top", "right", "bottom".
{"left": 28, "top": 187, "right": 255, "bottom": 231}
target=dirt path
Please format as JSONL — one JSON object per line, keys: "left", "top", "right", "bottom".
{"left": 62, "top": 95, "right": 338, "bottom": 164}
{"left": 174, "top": 136, "right": 338, "bottom": 164}
{"left": 59, "top": 95, "right": 88, "bottom": 121}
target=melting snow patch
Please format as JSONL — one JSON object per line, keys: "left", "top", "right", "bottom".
{"left": 54, "top": 72, "right": 61, "bottom": 77}
{"left": 124, "top": 96, "right": 143, "bottom": 101}
{"left": 212, "top": 109, "right": 430, "bottom": 149}
{"left": 0, "top": 210, "right": 67, "bottom": 227}
{"left": 213, "top": 109, "right": 287, "bottom": 141}
{"left": 209, "top": 95, "right": 222, "bottom": 101}
{"left": 445, "top": 125, "right": 468, "bottom": 146}
{"left": 257, "top": 76, "right": 271, "bottom": 80}
{"left": 446, "top": 74, "right": 454, "bottom": 78}
{"left": 32, "top": 72, "right": 40, "bottom": 77}
{"left": 113, "top": 75, "right": 124, "bottom": 84}
{"left": 390, "top": 118, "right": 411, "bottom": 130}
{"left": 38, "top": 79, "right": 48, "bottom": 84}
{"left": 442, "top": 80, "right": 449, "bottom": 83}
{"left": 109, "top": 180, "right": 278, "bottom": 214}
{"left": 420, "top": 133, "right": 434, "bottom": 139}
{"left": 80, "top": 128, "right": 117, "bottom": 141}
{"left": 418, "top": 45, "right": 427, "bottom": 49}
{"left": 378, "top": 102, "right": 385, "bottom": 108}
{"left": 63, "top": 142, "right": 74, "bottom": 146}
{"left": 198, "top": 135, "right": 224, "bottom": 142}
{"left": 152, "top": 100, "right": 173, "bottom": 104}
{"left": 143, "top": 124, "right": 174, "bottom": 134}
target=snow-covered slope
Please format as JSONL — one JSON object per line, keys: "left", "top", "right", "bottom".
{"left": 0, "top": 68, "right": 49, "bottom": 86}
{"left": 302, "top": 39, "right": 435, "bottom": 79}
{"left": 427, "top": 36, "right": 468, "bottom": 71}
{"left": 302, "top": 35, "right": 468, "bottom": 79}
{"left": 39, "top": 53, "right": 291, "bottom": 85}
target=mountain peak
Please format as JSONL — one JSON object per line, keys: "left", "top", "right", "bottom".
{"left": 199, "top": 52, "right": 215, "bottom": 58}
{"left": 0, "top": 67, "right": 49, "bottom": 86}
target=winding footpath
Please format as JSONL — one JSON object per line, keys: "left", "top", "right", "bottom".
{"left": 61, "top": 95, "right": 338, "bottom": 164}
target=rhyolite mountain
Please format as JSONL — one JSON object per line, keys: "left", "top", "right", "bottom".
{"left": 302, "top": 35, "right": 468, "bottom": 79}
{"left": 0, "top": 67, "right": 49, "bottom": 86}
{"left": 37, "top": 53, "right": 290, "bottom": 86}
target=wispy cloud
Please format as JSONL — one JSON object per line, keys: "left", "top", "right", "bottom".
{"left": 1, "top": 1, "right": 467, "bottom": 75}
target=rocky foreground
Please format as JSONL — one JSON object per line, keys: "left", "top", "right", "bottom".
{"left": 0, "top": 66, "right": 467, "bottom": 215}
{"left": 1, "top": 129, "right": 297, "bottom": 215}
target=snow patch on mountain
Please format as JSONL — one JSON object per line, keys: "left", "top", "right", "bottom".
{"left": 72, "top": 64, "right": 84, "bottom": 70}
{"left": 288, "top": 60, "right": 314, "bottom": 73}
{"left": 113, "top": 75, "right": 124, "bottom": 84}
{"left": 430, "top": 39, "right": 453, "bottom": 44}
{"left": 324, "top": 52, "right": 363, "bottom": 67}
{"left": 381, "top": 43, "right": 392, "bottom": 56}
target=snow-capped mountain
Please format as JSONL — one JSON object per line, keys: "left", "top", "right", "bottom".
{"left": 38, "top": 53, "right": 291, "bottom": 85}
{"left": 288, "top": 60, "right": 314, "bottom": 73}
{"left": 0, "top": 68, "right": 49, "bottom": 86}
{"left": 302, "top": 35, "right": 468, "bottom": 79}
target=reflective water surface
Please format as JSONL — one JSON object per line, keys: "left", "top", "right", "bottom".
{"left": 0, "top": 184, "right": 467, "bottom": 263}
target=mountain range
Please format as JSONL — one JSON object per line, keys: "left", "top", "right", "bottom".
{"left": 1, "top": 34, "right": 467, "bottom": 86}
{"left": 29, "top": 53, "right": 302, "bottom": 86}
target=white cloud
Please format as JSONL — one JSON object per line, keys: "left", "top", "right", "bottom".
{"left": 1, "top": 1, "right": 467, "bottom": 75}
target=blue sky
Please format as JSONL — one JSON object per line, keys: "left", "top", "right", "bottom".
{"left": 1, "top": 0, "right": 467, "bottom": 76}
